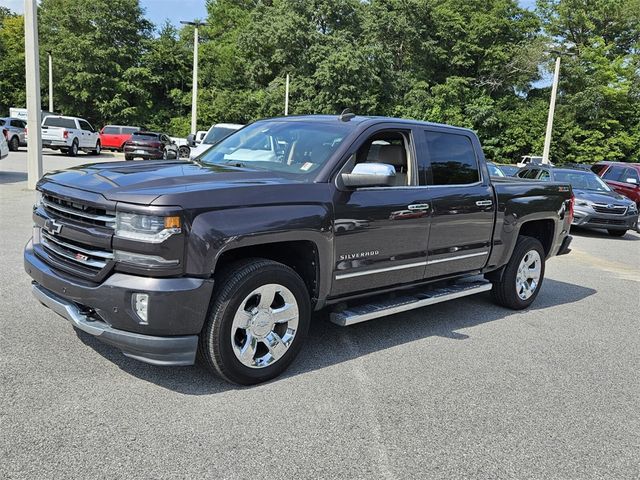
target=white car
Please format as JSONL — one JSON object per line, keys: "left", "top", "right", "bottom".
{"left": 40, "top": 115, "right": 101, "bottom": 156}
{"left": 517, "top": 155, "right": 553, "bottom": 168}
{"left": 189, "top": 123, "right": 243, "bottom": 159}
{"left": 0, "top": 129, "right": 9, "bottom": 159}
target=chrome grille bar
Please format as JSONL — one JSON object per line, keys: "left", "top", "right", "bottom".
{"left": 42, "top": 197, "right": 116, "bottom": 225}
{"left": 41, "top": 231, "right": 112, "bottom": 269}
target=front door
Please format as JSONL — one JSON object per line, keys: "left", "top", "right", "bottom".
{"left": 331, "top": 126, "right": 431, "bottom": 297}
{"left": 419, "top": 128, "right": 495, "bottom": 278}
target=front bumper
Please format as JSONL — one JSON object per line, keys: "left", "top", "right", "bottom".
{"left": 25, "top": 240, "right": 214, "bottom": 366}
{"left": 572, "top": 209, "right": 638, "bottom": 231}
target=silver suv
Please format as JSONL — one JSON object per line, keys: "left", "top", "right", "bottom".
{"left": 0, "top": 117, "right": 26, "bottom": 151}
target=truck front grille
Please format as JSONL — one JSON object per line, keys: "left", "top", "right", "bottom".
{"left": 41, "top": 231, "right": 113, "bottom": 272}
{"left": 592, "top": 204, "right": 627, "bottom": 215}
{"left": 42, "top": 193, "right": 116, "bottom": 228}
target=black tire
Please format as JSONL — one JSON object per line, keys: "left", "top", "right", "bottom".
{"left": 124, "top": 155, "right": 133, "bottom": 161}
{"left": 178, "top": 145, "right": 190, "bottom": 159}
{"left": 198, "top": 258, "right": 311, "bottom": 385}
{"left": 67, "top": 139, "right": 79, "bottom": 157}
{"left": 91, "top": 141, "right": 101, "bottom": 155}
{"left": 9, "top": 136, "right": 19, "bottom": 151}
{"left": 491, "top": 236, "right": 546, "bottom": 310}
{"left": 607, "top": 229, "right": 627, "bottom": 237}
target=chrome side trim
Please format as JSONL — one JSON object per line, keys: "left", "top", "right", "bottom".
{"left": 426, "top": 251, "right": 488, "bottom": 265}
{"left": 335, "top": 261, "right": 427, "bottom": 280}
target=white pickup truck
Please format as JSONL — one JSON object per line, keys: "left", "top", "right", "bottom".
{"left": 41, "top": 115, "right": 101, "bottom": 156}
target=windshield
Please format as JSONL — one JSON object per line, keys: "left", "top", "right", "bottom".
{"left": 203, "top": 127, "right": 237, "bottom": 145}
{"left": 554, "top": 171, "right": 611, "bottom": 192}
{"left": 198, "top": 120, "right": 350, "bottom": 175}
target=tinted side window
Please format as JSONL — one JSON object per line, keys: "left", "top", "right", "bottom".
{"left": 602, "top": 166, "right": 625, "bottom": 181}
{"left": 102, "top": 126, "right": 120, "bottom": 134}
{"left": 78, "top": 120, "right": 93, "bottom": 131}
{"left": 623, "top": 168, "right": 639, "bottom": 184}
{"left": 591, "top": 164, "right": 607, "bottom": 175}
{"left": 538, "top": 170, "right": 551, "bottom": 181}
{"left": 10, "top": 120, "right": 24, "bottom": 128}
{"left": 0, "top": 120, "right": 5, "bottom": 126}
{"left": 121, "top": 127, "right": 139, "bottom": 134}
{"left": 425, "top": 131, "right": 479, "bottom": 185}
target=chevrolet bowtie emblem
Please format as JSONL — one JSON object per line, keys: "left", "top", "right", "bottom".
{"left": 44, "top": 219, "right": 62, "bottom": 235}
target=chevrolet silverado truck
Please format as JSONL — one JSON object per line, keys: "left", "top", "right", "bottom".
{"left": 24, "top": 115, "right": 574, "bottom": 385}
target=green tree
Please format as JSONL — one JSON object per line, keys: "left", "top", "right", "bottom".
{"left": 38, "top": 0, "right": 153, "bottom": 127}
{"left": 0, "top": 11, "right": 26, "bottom": 115}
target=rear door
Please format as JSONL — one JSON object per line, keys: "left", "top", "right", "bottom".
{"left": 419, "top": 128, "right": 495, "bottom": 278}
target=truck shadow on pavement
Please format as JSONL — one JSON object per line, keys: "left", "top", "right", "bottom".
{"left": 75, "top": 278, "right": 596, "bottom": 395}
{"left": 0, "top": 171, "right": 28, "bottom": 184}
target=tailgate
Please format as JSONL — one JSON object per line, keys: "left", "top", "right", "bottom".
{"left": 41, "top": 126, "right": 67, "bottom": 141}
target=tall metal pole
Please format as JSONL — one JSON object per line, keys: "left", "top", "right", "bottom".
{"left": 284, "top": 74, "right": 290, "bottom": 116}
{"left": 542, "top": 56, "right": 561, "bottom": 165}
{"left": 48, "top": 52, "right": 53, "bottom": 113}
{"left": 190, "top": 25, "right": 199, "bottom": 135}
{"left": 24, "top": 0, "right": 43, "bottom": 190}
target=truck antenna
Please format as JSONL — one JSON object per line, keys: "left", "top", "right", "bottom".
{"left": 339, "top": 108, "right": 355, "bottom": 122}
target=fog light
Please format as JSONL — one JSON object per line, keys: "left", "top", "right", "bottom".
{"left": 133, "top": 293, "right": 149, "bottom": 324}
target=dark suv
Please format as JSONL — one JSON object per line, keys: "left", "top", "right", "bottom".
{"left": 516, "top": 165, "right": 638, "bottom": 237}
{"left": 124, "top": 131, "right": 178, "bottom": 160}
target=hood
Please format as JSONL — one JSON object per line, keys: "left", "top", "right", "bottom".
{"left": 573, "top": 189, "right": 631, "bottom": 204}
{"left": 39, "top": 160, "right": 306, "bottom": 205}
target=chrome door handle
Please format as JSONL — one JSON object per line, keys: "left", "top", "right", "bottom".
{"left": 476, "top": 200, "right": 493, "bottom": 207}
{"left": 408, "top": 204, "right": 430, "bottom": 211}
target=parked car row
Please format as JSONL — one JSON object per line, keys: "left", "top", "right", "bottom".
{"left": 512, "top": 163, "right": 639, "bottom": 236}
{"left": 0, "top": 117, "right": 27, "bottom": 151}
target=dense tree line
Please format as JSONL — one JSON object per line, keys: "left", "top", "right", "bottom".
{"left": 0, "top": 0, "right": 638, "bottom": 163}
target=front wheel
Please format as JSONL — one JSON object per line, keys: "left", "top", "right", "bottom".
{"left": 91, "top": 141, "right": 101, "bottom": 155}
{"left": 491, "top": 236, "right": 545, "bottom": 310}
{"left": 608, "top": 229, "right": 627, "bottom": 237}
{"left": 199, "top": 259, "right": 311, "bottom": 385}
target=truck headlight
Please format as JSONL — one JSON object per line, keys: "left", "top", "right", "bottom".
{"left": 628, "top": 203, "right": 638, "bottom": 214}
{"left": 115, "top": 212, "right": 181, "bottom": 243}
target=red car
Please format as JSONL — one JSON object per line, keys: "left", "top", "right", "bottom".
{"left": 592, "top": 162, "right": 640, "bottom": 206}
{"left": 99, "top": 125, "right": 140, "bottom": 151}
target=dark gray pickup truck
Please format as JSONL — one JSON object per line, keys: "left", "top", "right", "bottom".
{"left": 24, "top": 115, "right": 573, "bottom": 384}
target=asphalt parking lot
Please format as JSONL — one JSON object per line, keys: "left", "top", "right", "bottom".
{"left": 1, "top": 149, "right": 639, "bottom": 479}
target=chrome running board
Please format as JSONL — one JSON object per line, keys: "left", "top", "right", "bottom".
{"left": 330, "top": 279, "right": 492, "bottom": 326}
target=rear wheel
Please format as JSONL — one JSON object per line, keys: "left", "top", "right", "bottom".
{"left": 491, "top": 236, "right": 545, "bottom": 310}
{"left": 67, "top": 139, "right": 78, "bottom": 157}
{"left": 124, "top": 155, "right": 133, "bottom": 161}
{"left": 199, "top": 259, "right": 311, "bottom": 385}
{"left": 608, "top": 229, "right": 627, "bottom": 237}
{"left": 9, "top": 136, "right": 19, "bottom": 151}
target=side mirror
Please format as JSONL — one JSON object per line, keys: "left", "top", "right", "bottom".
{"left": 342, "top": 163, "right": 396, "bottom": 188}
{"left": 625, "top": 177, "right": 638, "bottom": 185}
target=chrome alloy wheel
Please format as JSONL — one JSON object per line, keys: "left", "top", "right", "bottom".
{"left": 231, "top": 284, "right": 299, "bottom": 369}
{"left": 515, "top": 250, "right": 542, "bottom": 300}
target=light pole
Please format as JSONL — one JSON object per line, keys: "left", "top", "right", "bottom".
{"left": 47, "top": 51, "right": 53, "bottom": 113}
{"left": 284, "top": 74, "right": 290, "bottom": 116}
{"left": 181, "top": 20, "right": 206, "bottom": 135}
{"left": 542, "top": 50, "right": 575, "bottom": 165}
{"left": 24, "top": 0, "right": 43, "bottom": 190}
